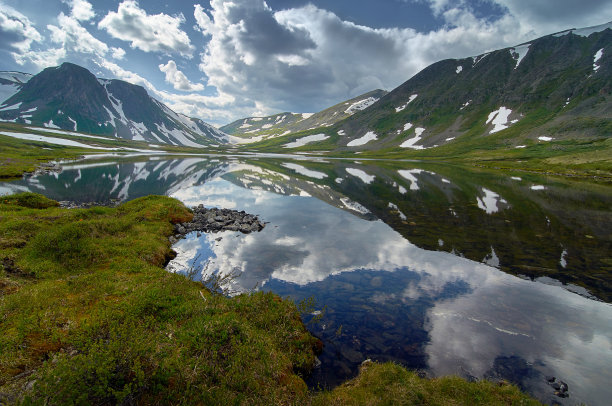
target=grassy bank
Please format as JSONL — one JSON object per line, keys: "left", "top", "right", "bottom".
{"left": 0, "top": 194, "right": 541, "bottom": 404}
{"left": 0, "top": 194, "right": 319, "bottom": 404}
{"left": 0, "top": 124, "right": 87, "bottom": 179}
{"left": 314, "top": 362, "right": 541, "bottom": 405}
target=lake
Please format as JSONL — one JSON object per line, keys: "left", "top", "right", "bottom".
{"left": 2, "top": 155, "right": 611, "bottom": 405}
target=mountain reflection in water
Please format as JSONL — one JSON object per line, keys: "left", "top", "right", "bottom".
{"left": 2, "top": 156, "right": 611, "bottom": 405}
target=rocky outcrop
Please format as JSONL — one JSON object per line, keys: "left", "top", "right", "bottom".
{"left": 170, "top": 205, "right": 265, "bottom": 243}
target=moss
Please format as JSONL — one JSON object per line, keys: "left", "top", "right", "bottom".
{"left": 0, "top": 193, "right": 319, "bottom": 405}
{"left": 314, "top": 362, "right": 542, "bottom": 405}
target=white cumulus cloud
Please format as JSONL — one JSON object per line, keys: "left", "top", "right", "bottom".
{"left": 98, "top": 0, "right": 195, "bottom": 58}
{"left": 63, "top": 0, "right": 95, "bottom": 22}
{"left": 0, "top": 4, "right": 43, "bottom": 59}
{"left": 191, "top": 0, "right": 538, "bottom": 123}
{"left": 159, "top": 60, "right": 205, "bottom": 92}
{"left": 47, "top": 13, "right": 108, "bottom": 57}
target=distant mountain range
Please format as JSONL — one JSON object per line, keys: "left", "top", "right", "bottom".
{"left": 1, "top": 21, "right": 610, "bottom": 153}
{"left": 220, "top": 89, "right": 387, "bottom": 143}
{"left": 244, "top": 22, "right": 612, "bottom": 154}
{"left": 0, "top": 63, "right": 227, "bottom": 147}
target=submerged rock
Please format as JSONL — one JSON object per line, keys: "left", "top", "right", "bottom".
{"left": 172, "top": 206, "right": 265, "bottom": 240}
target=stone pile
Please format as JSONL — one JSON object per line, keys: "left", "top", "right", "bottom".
{"left": 170, "top": 205, "right": 265, "bottom": 243}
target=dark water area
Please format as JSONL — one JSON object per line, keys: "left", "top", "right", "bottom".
{"left": 2, "top": 155, "right": 611, "bottom": 405}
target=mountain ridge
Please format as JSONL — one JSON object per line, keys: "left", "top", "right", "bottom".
{"left": 243, "top": 21, "right": 611, "bottom": 162}
{"left": 0, "top": 63, "right": 228, "bottom": 147}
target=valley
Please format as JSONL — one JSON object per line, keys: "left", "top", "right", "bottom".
{"left": 1, "top": 17, "right": 611, "bottom": 406}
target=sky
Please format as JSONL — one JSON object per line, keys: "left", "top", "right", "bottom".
{"left": 0, "top": 1, "right": 611, "bottom": 126}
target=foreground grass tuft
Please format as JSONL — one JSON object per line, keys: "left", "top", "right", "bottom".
{"left": 315, "top": 362, "right": 541, "bottom": 405}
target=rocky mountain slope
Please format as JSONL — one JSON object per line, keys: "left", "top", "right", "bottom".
{"left": 249, "top": 22, "right": 611, "bottom": 156}
{"left": 0, "top": 63, "right": 227, "bottom": 147}
{"left": 220, "top": 89, "right": 387, "bottom": 143}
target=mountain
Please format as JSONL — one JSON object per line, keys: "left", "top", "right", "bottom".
{"left": 248, "top": 22, "right": 612, "bottom": 157}
{"left": 334, "top": 22, "right": 612, "bottom": 151}
{"left": 0, "top": 63, "right": 228, "bottom": 147}
{"left": 220, "top": 89, "right": 387, "bottom": 143}
{"left": 0, "top": 71, "right": 32, "bottom": 104}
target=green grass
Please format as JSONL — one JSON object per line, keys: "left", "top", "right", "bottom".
{"left": 315, "top": 362, "right": 541, "bottom": 405}
{"left": 0, "top": 193, "right": 541, "bottom": 405}
{"left": 0, "top": 194, "right": 319, "bottom": 404}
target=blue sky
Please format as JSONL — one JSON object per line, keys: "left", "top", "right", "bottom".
{"left": 1, "top": 0, "right": 611, "bottom": 126}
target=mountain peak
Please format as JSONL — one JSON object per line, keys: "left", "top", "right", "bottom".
{"left": 0, "top": 62, "right": 228, "bottom": 147}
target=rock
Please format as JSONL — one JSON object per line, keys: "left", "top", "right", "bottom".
{"left": 546, "top": 376, "right": 556, "bottom": 382}
{"left": 24, "top": 380, "right": 36, "bottom": 391}
{"left": 169, "top": 205, "right": 266, "bottom": 243}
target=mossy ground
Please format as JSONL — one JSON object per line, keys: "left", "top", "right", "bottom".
{"left": 0, "top": 193, "right": 318, "bottom": 404}
{"left": 0, "top": 193, "right": 541, "bottom": 405}
{"left": 315, "top": 362, "right": 541, "bottom": 406}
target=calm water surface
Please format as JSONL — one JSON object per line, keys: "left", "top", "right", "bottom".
{"left": 2, "top": 156, "right": 611, "bottom": 405}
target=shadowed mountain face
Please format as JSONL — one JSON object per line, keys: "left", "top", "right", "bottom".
{"left": 0, "top": 63, "right": 228, "bottom": 147}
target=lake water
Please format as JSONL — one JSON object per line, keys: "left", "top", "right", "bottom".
{"left": 2, "top": 155, "right": 611, "bottom": 405}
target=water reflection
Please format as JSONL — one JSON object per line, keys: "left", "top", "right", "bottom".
{"left": 3, "top": 155, "right": 612, "bottom": 405}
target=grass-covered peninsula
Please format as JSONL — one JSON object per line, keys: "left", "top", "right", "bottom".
{"left": 0, "top": 193, "right": 541, "bottom": 405}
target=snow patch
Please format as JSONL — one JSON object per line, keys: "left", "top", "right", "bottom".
{"left": 403, "top": 123, "right": 413, "bottom": 132}
{"left": 395, "top": 94, "right": 418, "bottom": 112}
{"left": 340, "top": 197, "right": 370, "bottom": 215}
{"left": 337, "top": 130, "right": 345, "bottom": 136}
{"left": 486, "top": 107, "right": 513, "bottom": 134}
{"left": 346, "top": 168, "right": 375, "bottom": 184}
{"left": 538, "top": 136, "right": 553, "bottom": 141}
{"left": 283, "top": 133, "right": 329, "bottom": 148}
{"left": 400, "top": 128, "right": 426, "bottom": 149}
{"left": 531, "top": 185, "right": 546, "bottom": 190}
{"left": 67, "top": 117, "right": 78, "bottom": 131}
{"left": 0, "top": 102, "right": 22, "bottom": 111}
{"left": 44, "top": 120, "right": 61, "bottom": 129}
{"left": 300, "top": 113, "right": 314, "bottom": 120}
{"left": 347, "top": 131, "right": 377, "bottom": 147}
{"left": 560, "top": 249, "right": 568, "bottom": 268}
{"left": 262, "top": 124, "right": 274, "bottom": 129}
{"left": 388, "top": 202, "right": 407, "bottom": 220}
{"left": 515, "top": 145, "right": 526, "bottom": 149}
{"left": 25, "top": 127, "right": 109, "bottom": 140}
{"left": 460, "top": 100, "right": 471, "bottom": 110}
{"left": 281, "top": 163, "right": 328, "bottom": 179}
{"left": 476, "top": 188, "right": 506, "bottom": 214}
{"left": 567, "top": 21, "right": 612, "bottom": 37}
{"left": 456, "top": 66, "right": 463, "bottom": 74}
{"left": 445, "top": 137, "right": 455, "bottom": 142}
{"left": 345, "top": 97, "right": 379, "bottom": 114}
{"left": 239, "top": 123, "right": 252, "bottom": 129}
{"left": 0, "top": 131, "right": 114, "bottom": 149}
{"left": 593, "top": 48, "right": 604, "bottom": 71}
{"left": 398, "top": 169, "right": 424, "bottom": 190}
{"left": 472, "top": 52, "right": 490, "bottom": 66}
{"left": 510, "top": 43, "right": 531, "bottom": 68}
